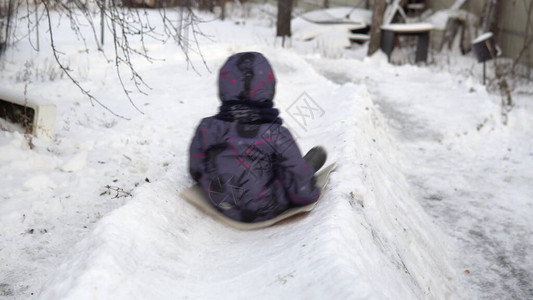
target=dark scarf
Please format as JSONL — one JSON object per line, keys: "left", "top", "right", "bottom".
{"left": 215, "top": 100, "right": 281, "bottom": 124}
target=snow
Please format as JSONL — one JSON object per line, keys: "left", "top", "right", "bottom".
{"left": 310, "top": 55, "right": 533, "bottom": 299}
{"left": 291, "top": 7, "right": 370, "bottom": 55}
{"left": 472, "top": 32, "right": 493, "bottom": 44}
{"left": 381, "top": 23, "right": 435, "bottom": 32}
{"left": 426, "top": 9, "right": 478, "bottom": 31}
{"left": 1, "top": 4, "right": 533, "bottom": 300}
{"left": 37, "top": 80, "right": 458, "bottom": 299}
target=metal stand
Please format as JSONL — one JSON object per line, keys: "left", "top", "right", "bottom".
{"left": 472, "top": 32, "right": 499, "bottom": 85}
{"left": 483, "top": 61, "right": 486, "bottom": 85}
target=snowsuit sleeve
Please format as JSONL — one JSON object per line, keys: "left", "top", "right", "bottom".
{"left": 189, "top": 122, "right": 207, "bottom": 183}
{"left": 274, "top": 127, "right": 321, "bottom": 206}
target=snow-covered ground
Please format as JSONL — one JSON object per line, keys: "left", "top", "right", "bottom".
{"left": 309, "top": 54, "right": 533, "bottom": 299}
{"left": 1, "top": 5, "right": 532, "bottom": 299}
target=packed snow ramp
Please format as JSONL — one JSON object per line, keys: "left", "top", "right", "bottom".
{"left": 40, "top": 53, "right": 458, "bottom": 299}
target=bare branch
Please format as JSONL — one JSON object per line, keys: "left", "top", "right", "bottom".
{"left": 4, "top": 0, "right": 212, "bottom": 117}
{"left": 42, "top": 0, "right": 130, "bottom": 120}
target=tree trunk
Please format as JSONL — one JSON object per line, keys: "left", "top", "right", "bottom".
{"left": 198, "top": 0, "right": 212, "bottom": 11}
{"left": 1, "top": 0, "right": 15, "bottom": 54}
{"left": 324, "top": 0, "right": 329, "bottom": 8}
{"left": 219, "top": 0, "right": 226, "bottom": 20}
{"left": 480, "top": 0, "right": 501, "bottom": 34}
{"left": 178, "top": 0, "right": 192, "bottom": 7}
{"left": 276, "top": 0, "right": 293, "bottom": 39}
{"left": 367, "top": 0, "right": 387, "bottom": 56}
{"left": 511, "top": 0, "right": 533, "bottom": 73}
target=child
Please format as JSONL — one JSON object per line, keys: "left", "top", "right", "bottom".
{"left": 189, "top": 52, "right": 326, "bottom": 223}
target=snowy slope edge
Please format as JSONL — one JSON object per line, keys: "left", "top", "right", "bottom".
{"left": 337, "top": 86, "right": 461, "bottom": 299}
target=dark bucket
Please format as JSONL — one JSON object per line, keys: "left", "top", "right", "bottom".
{"left": 472, "top": 32, "right": 498, "bottom": 63}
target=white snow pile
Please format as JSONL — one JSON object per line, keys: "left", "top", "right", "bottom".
{"left": 1, "top": 5, "right": 532, "bottom": 300}
{"left": 426, "top": 8, "right": 478, "bottom": 31}
{"left": 292, "top": 7, "right": 371, "bottom": 54}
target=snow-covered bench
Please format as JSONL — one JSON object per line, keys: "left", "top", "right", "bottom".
{"left": 0, "top": 88, "right": 56, "bottom": 140}
{"left": 380, "top": 23, "right": 435, "bottom": 63}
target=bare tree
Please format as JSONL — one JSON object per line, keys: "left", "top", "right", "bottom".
{"left": 276, "top": 0, "right": 293, "bottom": 47}
{"left": 367, "top": 0, "right": 387, "bottom": 56}
{"left": 1, "top": 0, "right": 209, "bottom": 118}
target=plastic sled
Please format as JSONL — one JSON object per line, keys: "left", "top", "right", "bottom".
{"left": 180, "top": 163, "right": 336, "bottom": 230}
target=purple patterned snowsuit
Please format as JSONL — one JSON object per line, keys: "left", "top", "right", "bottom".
{"left": 189, "top": 52, "right": 320, "bottom": 223}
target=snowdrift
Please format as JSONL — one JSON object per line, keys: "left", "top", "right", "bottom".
{"left": 40, "top": 53, "right": 458, "bottom": 299}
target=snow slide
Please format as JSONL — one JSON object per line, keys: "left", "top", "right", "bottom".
{"left": 40, "top": 53, "right": 458, "bottom": 299}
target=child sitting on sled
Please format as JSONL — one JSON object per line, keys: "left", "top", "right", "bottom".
{"left": 189, "top": 52, "right": 326, "bottom": 223}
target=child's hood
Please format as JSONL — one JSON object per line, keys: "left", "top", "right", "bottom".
{"left": 218, "top": 52, "right": 276, "bottom": 104}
